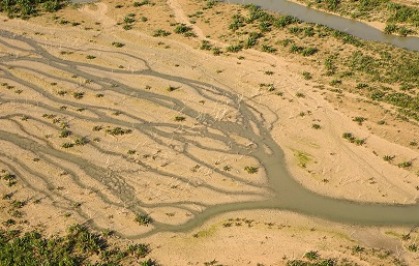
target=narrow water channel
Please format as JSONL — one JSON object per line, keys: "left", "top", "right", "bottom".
{"left": 225, "top": 0, "right": 419, "bottom": 52}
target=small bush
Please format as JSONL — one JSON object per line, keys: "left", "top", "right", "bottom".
{"left": 244, "top": 166, "right": 258, "bottom": 174}
{"left": 398, "top": 161, "right": 412, "bottom": 168}
{"left": 352, "top": 116, "right": 366, "bottom": 125}
{"left": 112, "top": 42, "right": 125, "bottom": 48}
{"left": 124, "top": 17, "right": 135, "bottom": 24}
{"left": 73, "top": 92, "right": 84, "bottom": 99}
{"left": 128, "top": 243, "right": 150, "bottom": 258}
{"left": 408, "top": 244, "right": 418, "bottom": 252}
{"left": 226, "top": 44, "right": 243, "bottom": 53}
{"left": 213, "top": 47, "right": 222, "bottom": 55}
{"left": 152, "top": 29, "right": 171, "bottom": 37}
{"left": 123, "top": 24, "right": 133, "bottom": 30}
{"left": 383, "top": 155, "right": 395, "bottom": 162}
{"left": 174, "top": 115, "right": 185, "bottom": 122}
{"left": 59, "top": 129, "right": 71, "bottom": 138}
{"left": 304, "top": 251, "right": 318, "bottom": 260}
{"left": 261, "top": 45, "right": 276, "bottom": 53}
{"left": 135, "top": 214, "right": 152, "bottom": 226}
{"left": 302, "top": 71, "right": 312, "bottom": 80}
{"left": 200, "top": 40, "right": 212, "bottom": 50}
{"left": 105, "top": 127, "right": 132, "bottom": 136}
{"left": 61, "top": 142, "right": 74, "bottom": 148}
{"left": 174, "top": 23, "right": 192, "bottom": 34}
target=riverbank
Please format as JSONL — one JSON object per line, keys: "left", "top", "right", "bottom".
{"left": 1, "top": 0, "right": 419, "bottom": 265}
{"left": 287, "top": 0, "right": 419, "bottom": 37}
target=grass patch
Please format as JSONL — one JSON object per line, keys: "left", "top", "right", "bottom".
{"left": 294, "top": 150, "right": 311, "bottom": 168}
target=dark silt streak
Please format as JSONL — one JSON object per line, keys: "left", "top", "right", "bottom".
{"left": 224, "top": 0, "right": 419, "bottom": 52}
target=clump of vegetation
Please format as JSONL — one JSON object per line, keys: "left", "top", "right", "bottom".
{"left": 174, "top": 23, "right": 196, "bottom": 37}
{"left": 135, "top": 214, "right": 152, "bottom": 226}
{"left": 112, "top": 41, "right": 125, "bottom": 48}
{"left": 61, "top": 142, "right": 74, "bottom": 148}
{"left": 152, "top": 29, "right": 171, "bottom": 37}
{"left": 352, "top": 116, "right": 367, "bottom": 125}
{"left": 0, "top": 0, "right": 66, "bottom": 19}
{"left": 105, "top": 127, "right": 132, "bottom": 136}
{"left": 398, "top": 161, "right": 412, "bottom": 168}
{"left": 128, "top": 243, "right": 150, "bottom": 258}
{"left": 296, "top": 92, "right": 305, "bottom": 98}
{"left": 124, "top": 16, "right": 135, "bottom": 24}
{"left": 408, "top": 244, "right": 418, "bottom": 252}
{"left": 244, "top": 166, "right": 258, "bottom": 174}
{"left": 75, "top": 137, "right": 88, "bottom": 146}
{"left": 92, "top": 125, "right": 102, "bottom": 131}
{"left": 324, "top": 56, "right": 336, "bottom": 76}
{"left": 259, "top": 83, "right": 275, "bottom": 92}
{"left": 213, "top": 47, "right": 222, "bottom": 55}
{"left": 174, "top": 115, "right": 186, "bottom": 122}
{"left": 200, "top": 40, "right": 213, "bottom": 50}
{"left": 133, "top": 0, "right": 153, "bottom": 7}
{"left": 352, "top": 245, "right": 365, "bottom": 254}
{"left": 226, "top": 44, "right": 243, "bottom": 53}
{"left": 0, "top": 224, "right": 156, "bottom": 265}
{"left": 1, "top": 173, "right": 16, "bottom": 182}
{"left": 384, "top": 23, "right": 398, "bottom": 34}
{"left": 342, "top": 132, "right": 365, "bottom": 146}
{"left": 302, "top": 71, "right": 312, "bottom": 80}
{"left": 123, "top": 24, "right": 132, "bottom": 30}
{"left": 295, "top": 150, "right": 311, "bottom": 168}
{"left": 73, "top": 92, "right": 84, "bottom": 99}
{"left": 304, "top": 251, "right": 319, "bottom": 260}
{"left": 383, "top": 155, "right": 395, "bottom": 162}
{"left": 167, "top": 85, "right": 179, "bottom": 92}
{"left": 261, "top": 44, "right": 276, "bottom": 53}
{"left": 59, "top": 129, "right": 71, "bottom": 138}
{"left": 289, "top": 44, "right": 318, "bottom": 56}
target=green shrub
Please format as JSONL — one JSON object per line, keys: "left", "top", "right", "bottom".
{"left": 383, "top": 155, "right": 395, "bottom": 162}
{"left": 105, "top": 127, "right": 132, "bottom": 136}
{"left": 352, "top": 116, "right": 366, "bottom": 125}
{"left": 73, "top": 92, "right": 84, "bottom": 99}
{"left": 174, "top": 23, "right": 192, "bottom": 34}
{"left": 135, "top": 214, "right": 152, "bottom": 225}
{"left": 244, "top": 166, "right": 258, "bottom": 174}
{"left": 112, "top": 41, "right": 125, "bottom": 48}
{"left": 302, "top": 71, "right": 312, "bottom": 80}
{"left": 152, "top": 29, "right": 171, "bottom": 37}
{"left": 200, "top": 40, "right": 212, "bottom": 50}
{"left": 398, "top": 161, "right": 412, "bottom": 168}
{"left": 174, "top": 115, "right": 185, "bottom": 121}
{"left": 226, "top": 44, "right": 243, "bottom": 53}
{"left": 261, "top": 45, "right": 277, "bottom": 53}
{"left": 304, "top": 251, "right": 318, "bottom": 260}
{"left": 61, "top": 142, "right": 74, "bottom": 148}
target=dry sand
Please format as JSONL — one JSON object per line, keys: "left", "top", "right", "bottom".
{"left": 1, "top": 0, "right": 419, "bottom": 265}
